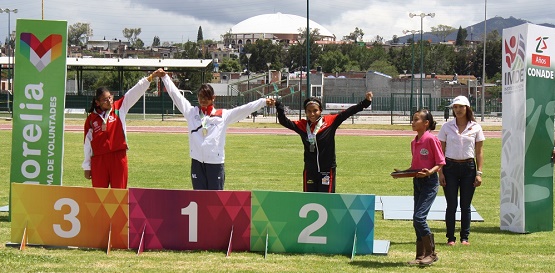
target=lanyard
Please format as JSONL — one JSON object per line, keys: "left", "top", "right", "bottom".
{"left": 97, "top": 108, "right": 111, "bottom": 131}
{"left": 306, "top": 117, "right": 323, "bottom": 144}
{"left": 199, "top": 108, "right": 214, "bottom": 136}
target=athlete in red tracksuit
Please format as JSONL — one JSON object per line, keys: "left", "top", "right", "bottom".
{"left": 82, "top": 69, "right": 165, "bottom": 188}
{"left": 275, "top": 92, "right": 373, "bottom": 193}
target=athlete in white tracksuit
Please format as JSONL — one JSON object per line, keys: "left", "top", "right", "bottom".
{"left": 162, "top": 75, "right": 274, "bottom": 189}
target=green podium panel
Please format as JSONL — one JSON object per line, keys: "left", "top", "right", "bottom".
{"left": 251, "top": 191, "right": 375, "bottom": 255}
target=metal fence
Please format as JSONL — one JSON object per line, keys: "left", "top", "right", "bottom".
{"left": 0, "top": 92, "right": 502, "bottom": 116}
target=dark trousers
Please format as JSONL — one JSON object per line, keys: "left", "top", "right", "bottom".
{"left": 303, "top": 167, "right": 336, "bottom": 193}
{"left": 190, "top": 159, "right": 225, "bottom": 190}
{"left": 413, "top": 173, "right": 439, "bottom": 240}
{"left": 442, "top": 159, "right": 476, "bottom": 242}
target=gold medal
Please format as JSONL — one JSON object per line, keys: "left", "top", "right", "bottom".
{"left": 102, "top": 123, "right": 107, "bottom": 131}
{"left": 202, "top": 128, "right": 208, "bottom": 136}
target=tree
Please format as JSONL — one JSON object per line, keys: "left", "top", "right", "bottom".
{"left": 369, "top": 59, "right": 398, "bottom": 77}
{"left": 68, "top": 22, "right": 92, "bottom": 46}
{"left": 392, "top": 35, "right": 400, "bottom": 44}
{"left": 430, "top": 24, "right": 456, "bottom": 42}
{"left": 346, "top": 27, "right": 364, "bottom": 43}
{"left": 290, "top": 27, "right": 324, "bottom": 71}
{"left": 152, "top": 36, "right": 160, "bottom": 47}
{"left": 94, "top": 71, "right": 144, "bottom": 94}
{"left": 179, "top": 41, "right": 201, "bottom": 59}
{"left": 455, "top": 26, "right": 468, "bottom": 46}
{"left": 122, "top": 28, "right": 141, "bottom": 47}
{"left": 197, "top": 26, "right": 204, "bottom": 42}
{"left": 373, "top": 35, "right": 384, "bottom": 44}
{"left": 427, "top": 44, "right": 455, "bottom": 75}
{"left": 221, "top": 29, "right": 233, "bottom": 47}
{"left": 135, "top": 38, "right": 144, "bottom": 49}
{"left": 318, "top": 50, "right": 350, "bottom": 73}
{"left": 219, "top": 57, "right": 241, "bottom": 72}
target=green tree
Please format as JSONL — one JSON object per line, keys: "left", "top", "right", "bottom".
{"left": 369, "top": 59, "right": 398, "bottom": 77}
{"left": 474, "top": 30, "right": 502, "bottom": 79}
{"left": 219, "top": 57, "right": 241, "bottom": 72}
{"left": 179, "top": 41, "right": 201, "bottom": 59}
{"left": 122, "top": 28, "right": 141, "bottom": 47}
{"left": 453, "top": 47, "right": 477, "bottom": 75}
{"left": 455, "top": 26, "right": 468, "bottom": 46}
{"left": 286, "top": 28, "right": 323, "bottom": 72}
{"left": 135, "top": 38, "right": 144, "bottom": 49}
{"left": 346, "top": 27, "right": 365, "bottom": 43}
{"left": 319, "top": 50, "right": 350, "bottom": 73}
{"left": 427, "top": 44, "right": 455, "bottom": 75}
{"left": 152, "top": 36, "right": 160, "bottom": 47}
{"left": 392, "top": 35, "right": 400, "bottom": 44}
{"left": 240, "top": 39, "right": 283, "bottom": 73}
{"left": 430, "top": 24, "right": 456, "bottom": 42}
{"left": 197, "top": 26, "right": 204, "bottom": 42}
{"left": 221, "top": 29, "right": 233, "bottom": 47}
{"left": 94, "top": 71, "right": 145, "bottom": 94}
{"left": 68, "top": 22, "right": 92, "bottom": 46}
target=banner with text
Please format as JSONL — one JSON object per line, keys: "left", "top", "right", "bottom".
{"left": 501, "top": 23, "right": 555, "bottom": 233}
{"left": 10, "top": 19, "right": 67, "bottom": 187}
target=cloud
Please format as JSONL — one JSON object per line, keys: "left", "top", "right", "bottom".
{"left": 3, "top": 0, "right": 554, "bottom": 45}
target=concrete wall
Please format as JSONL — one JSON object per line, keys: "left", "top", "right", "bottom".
{"left": 319, "top": 72, "right": 444, "bottom": 100}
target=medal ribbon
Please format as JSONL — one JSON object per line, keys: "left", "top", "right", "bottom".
{"left": 306, "top": 117, "right": 323, "bottom": 144}
{"left": 96, "top": 108, "right": 111, "bottom": 129}
{"left": 199, "top": 107, "right": 214, "bottom": 131}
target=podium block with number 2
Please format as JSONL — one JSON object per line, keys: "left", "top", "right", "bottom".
{"left": 251, "top": 191, "right": 375, "bottom": 254}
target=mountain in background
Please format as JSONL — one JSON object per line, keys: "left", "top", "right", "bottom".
{"left": 394, "top": 16, "right": 555, "bottom": 43}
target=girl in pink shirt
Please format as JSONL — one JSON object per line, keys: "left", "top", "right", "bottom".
{"left": 404, "top": 109, "right": 445, "bottom": 266}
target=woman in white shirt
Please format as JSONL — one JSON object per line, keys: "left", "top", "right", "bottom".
{"left": 437, "top": 96, "right": 485, "bottom": 246}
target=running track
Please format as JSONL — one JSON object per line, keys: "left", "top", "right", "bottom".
{"left": 0, "top": 124, "right": 502, "bottom": 138}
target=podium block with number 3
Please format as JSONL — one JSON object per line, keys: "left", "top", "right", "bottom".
{"left": 11, "top": 183, "right": 129, "bottom": 249}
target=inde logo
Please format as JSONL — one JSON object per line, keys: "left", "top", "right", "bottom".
{"left": 504, "top": 34, "right": 526, "bottom": 69}
{"left": 532, "top": 36, "right": 550, "bottom": 67}
{"left": 20, "top": 33, "right": 63, "bottom": 72}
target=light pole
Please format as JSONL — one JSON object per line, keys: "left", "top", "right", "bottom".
{"left": 1, "top": 8, "right": 17, "bottom": 115}
{"left": 266, "top": 61, "right": 271, "bottom": 118}
{"left": 403, "top": 69, "right": 407, "bottom": 114}
{"left": 298, "top": 37, "right": 306, "bottom": 120}
{"left": 266, "top": 62, "right": 271, "bottom": 95}
{"left": 409, "top": 12, "right": 434, "bottom": 110}
{"left": 403, "top": 29, "right": 420, "bottom": 118}
{"left": 481, "top": 0, "right": 487, "bottom": 121}
{"left": 246, "top": 53, "right": 252, "bottom": 92}
{"left": 306, "top": 0, "right": 310, "bottom": 100}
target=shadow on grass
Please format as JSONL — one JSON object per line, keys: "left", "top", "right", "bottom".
{"left": 471, "top": 225, "right": 527, "bottom": 235}
{"left": 0, "top": 213, "right": 9, "bottom": 222}
{"left": 350, "top": 260, "right": 406, "bottom": 268}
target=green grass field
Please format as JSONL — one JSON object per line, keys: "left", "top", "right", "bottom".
{"left": 0, "top": 122, "right": 554, "bottom": 272}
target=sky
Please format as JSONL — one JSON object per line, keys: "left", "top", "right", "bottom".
{"left": 1, "top": 0, "right": 553, "bottom": 45}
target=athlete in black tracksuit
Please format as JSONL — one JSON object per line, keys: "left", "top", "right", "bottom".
{"left": 275, "top": 93, "right": 372, "bottom": 193}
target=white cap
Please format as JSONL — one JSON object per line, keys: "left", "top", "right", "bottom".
{"left": 449, "top": 96, "right": 470, "bottom": 107}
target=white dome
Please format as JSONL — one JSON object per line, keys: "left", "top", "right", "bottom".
{"left": 231, "top": 13, "right": 334, "bottom": 38}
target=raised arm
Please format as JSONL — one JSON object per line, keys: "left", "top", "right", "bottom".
{"left": 335, "top": 91, "right": 373, "bottom": 123}
{"left": 161, "top": 74, "right": 194, "bottom": 117}
{"left": 276, "top": 100, "right": 301, "bottom": 131}
{"left": 120, "top": 69, "right": 165, "bottom": 113}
